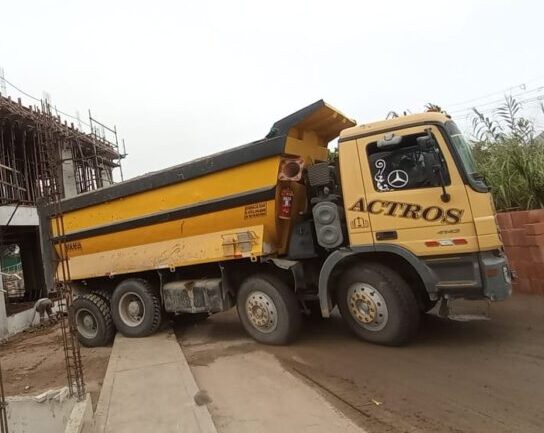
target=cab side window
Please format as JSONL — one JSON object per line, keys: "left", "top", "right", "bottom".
{"left": 366, "top": 132, "right": 450, "bottom": 192}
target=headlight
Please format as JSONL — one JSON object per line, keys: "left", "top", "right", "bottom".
{"left": 502, "top": 265, "right": 511, "bottom": 284}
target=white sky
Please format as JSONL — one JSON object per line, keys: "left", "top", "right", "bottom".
{"left": 1, "top": 0, "right": 543, "bottom": 180}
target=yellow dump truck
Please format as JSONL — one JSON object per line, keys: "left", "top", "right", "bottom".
{"left": 39, "top": 100, "right": 511, "bottom": 347}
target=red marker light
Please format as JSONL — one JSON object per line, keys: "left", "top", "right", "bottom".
{"left": 452, "top": 238, "right": 468, "bottom": 245}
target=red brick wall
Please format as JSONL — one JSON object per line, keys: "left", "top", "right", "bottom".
{"left": 496, "top": 209, "right": 544, "bottom": 295}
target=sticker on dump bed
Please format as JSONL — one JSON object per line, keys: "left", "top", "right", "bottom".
{"left": 244, "top": 202, "right": 267, "bottom": 219}
{"left": 66, "top": 241, "right": 82, "bottom": 251}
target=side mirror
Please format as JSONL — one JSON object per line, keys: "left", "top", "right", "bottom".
{"left": 416, "top": 135, "right": 437, "bottom": 150}
{"left": 377, "top": 133, "right": 403, "bottom": 150}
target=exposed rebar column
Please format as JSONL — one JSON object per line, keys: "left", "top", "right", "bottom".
{"left": 0, "top": 360, "right": 8, "bottom": 433}
{"left": 0, "top": 262, "right": 7, "bottom": 341}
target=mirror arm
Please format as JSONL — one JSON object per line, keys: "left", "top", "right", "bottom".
{"left": 424, "top": 129, "right": 451, "bottom": 203}
{"left": 433, "top": 165, "right": 451, "bottom": 203}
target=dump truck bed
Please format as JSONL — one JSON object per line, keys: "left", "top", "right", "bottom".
{"left": 39, "top": 100, "right": 355, "bottom": 283}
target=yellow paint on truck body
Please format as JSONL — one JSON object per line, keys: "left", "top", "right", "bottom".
{"left": 54, "top": 160, "right": 281, "bottom": 281}
{"left": 56, "top": 157, "right": 280, "bottom": 240}
{"left": 67, "top": 225, "right": 266, "bottom": 279}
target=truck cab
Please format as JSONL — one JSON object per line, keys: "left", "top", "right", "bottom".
{"left": 307, "top": 110, "right": 511, "bottom": 343}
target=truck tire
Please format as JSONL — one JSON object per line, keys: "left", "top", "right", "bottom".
{"left": 237, "top": 274, "right": 301, "bottom": 345}
{"left": 71, "top": 293, "right": 115, "bottom": 347}
{"left": 90, "top": 288, "right": 112, "bottom": 303}
{"left": 337, "top": 263, "right": 420, "bottom": 346}
{"left": 111, "top": 278, "right": 162, "bottom": 338}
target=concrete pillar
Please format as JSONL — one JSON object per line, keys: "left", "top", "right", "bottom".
{"left": 19, "top": 230, "right": 46, "bottom": 301}
{"left": 61, "top": 145, "right": 78, "bottom": 199}
{"left": 100, "top": 168, "right": 114, "bottom": 187}
{"left": 37, "top": 204, "right": 56, "bottom": 295}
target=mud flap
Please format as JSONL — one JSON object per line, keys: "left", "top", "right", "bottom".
{"left": 438, "top": 298, "right": 491, "bottom": 321}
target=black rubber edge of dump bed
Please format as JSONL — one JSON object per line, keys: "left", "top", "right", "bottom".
{"left": 50, "top": 185, "right": 277, "bottom": 243}
{"left": 40, "top": 100, "right": 328, "bottom": 217}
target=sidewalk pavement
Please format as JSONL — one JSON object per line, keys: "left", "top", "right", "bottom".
{"left": 93, "top": 331, "right": 217, "bottom": 433}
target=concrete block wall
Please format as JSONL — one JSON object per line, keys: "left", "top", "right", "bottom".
{"left": 497, "top": 209, "right": 544, "bottom": 295}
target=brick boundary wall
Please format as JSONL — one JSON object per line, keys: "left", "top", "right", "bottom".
{"left": 496, "top": 209, "right": 544, "bottom": 296}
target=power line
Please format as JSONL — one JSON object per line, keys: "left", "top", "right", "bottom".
{"left": 1, "top": 76, "right": 91, "bottom": 128}
{"left": 1, "top": 76, "right": 41, "bottom": 102}
{"left": 446, "top": 74, "right": 544, "bottom": 109}
{"left": 451, "top": 93, "right": 544, "bottom": 120}
{"left": 450, "top": 86, "right": 544, "bottom": 115}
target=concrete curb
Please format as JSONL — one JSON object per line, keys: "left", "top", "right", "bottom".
{"left": 92, "top": 336, "right": 119, "bottom": 433}
{"left": 93, "top": 330, "right": 217, "bottom": 433}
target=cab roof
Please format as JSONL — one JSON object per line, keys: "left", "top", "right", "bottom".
{"left": 339, "top": 111, "right": 451, "bottom": 142}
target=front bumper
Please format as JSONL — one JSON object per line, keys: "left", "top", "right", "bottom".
{"left": 422, "top": 250, "right": 512, "bottom": 301}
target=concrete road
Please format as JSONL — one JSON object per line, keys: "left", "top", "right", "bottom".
{"left": 175, "top": 294, "right": 544, "bottom": 433}
{"left": 94, "top": 332, "right": 217, "bottom": 433}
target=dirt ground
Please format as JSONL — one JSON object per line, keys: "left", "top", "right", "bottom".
{"left": 0, "top": 323, "right": 111, "bottom": 404}
{"left": 176, "top": 294, "right": 544, "bottom": 433}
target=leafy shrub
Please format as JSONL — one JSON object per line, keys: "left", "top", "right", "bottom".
{"left": 471, "top": 97, "right": 544, "bottom": 211}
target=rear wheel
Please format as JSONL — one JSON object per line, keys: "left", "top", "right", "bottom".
{"left": 90, "top": 288, "right": 112, "bottom": 303}
{"left": 337, "top": 263, "right": 420, "bottom": 346}
{"left": 71, "top": 293, "right": 115, "bottom": 347}
{"left": 111, "top": 278, "right": 162, "bottom": 338}
{"left": 237, "top": 274, "right": 301, "bottom": 345}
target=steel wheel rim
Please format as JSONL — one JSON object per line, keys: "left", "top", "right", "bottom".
{"left": 75, "top": 308, "right": 98, "bottom": 339}
{"left": 118, "top": 292, "right": 146, "bottom": 327}
{"left": 245, "top": 290, "right": 278, "bottom": 333}
{"left": 347, "top": 283, "right": 389, "bottom": 331}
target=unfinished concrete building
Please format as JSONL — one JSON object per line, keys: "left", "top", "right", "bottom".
{"left": 0, "top": 93, "right": 124, "bottom": 337}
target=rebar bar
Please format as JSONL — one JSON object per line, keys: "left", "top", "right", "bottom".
{"left": 0, "top": 360, "right": 8, "bottom": 433}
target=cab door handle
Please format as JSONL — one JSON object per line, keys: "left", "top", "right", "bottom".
{"left": 376, "top": 231, "right": 398, "bottom": 241}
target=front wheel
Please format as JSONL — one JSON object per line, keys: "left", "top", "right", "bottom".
{"left": 337, "top": 263, "right": 420, "bottom": 346}
{"left": 237, "top": 274, "right": 301, "bottom": 345}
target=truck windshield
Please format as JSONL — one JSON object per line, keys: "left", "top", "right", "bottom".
{"left": 444, "top": 120, "right": 488, "bottom": 191}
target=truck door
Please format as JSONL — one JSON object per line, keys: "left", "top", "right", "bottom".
{"left": 356, "top": 125, "right": 477, "bottom": 257}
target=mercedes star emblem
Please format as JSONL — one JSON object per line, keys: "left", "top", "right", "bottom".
{"left": 387, "top": 170, "right": 409, "bottom": 188}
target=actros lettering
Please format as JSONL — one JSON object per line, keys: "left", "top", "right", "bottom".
{"left": 348, "top": 198, "right": 464, "bottom": 225}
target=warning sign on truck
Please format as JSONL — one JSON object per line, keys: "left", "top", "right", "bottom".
{"left": 244, "top": 202, "right": 267, "bottom": 219}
